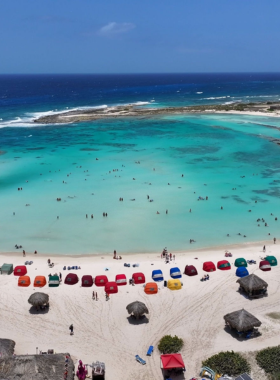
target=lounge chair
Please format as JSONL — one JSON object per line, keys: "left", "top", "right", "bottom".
{"left": 135, "top": 355, "right": 146, "bottom": 365}
{"left": 147, "top": 346, "right": 154, "bottom": 356}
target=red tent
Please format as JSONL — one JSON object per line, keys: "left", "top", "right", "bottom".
{"left": 184, "top": 265, "right": 198, "bottom": 276}
{"left": 81, "top": 275, "right": 94, "bottom": 287}
{"left": 115, "top": 274, "right": 127, "bottom": 286}
{"left": 64, "top": 273, "right": 79, "bottom": 285}
{"left": 14, "top": 266, "right": 27, "bottom": 276}
{"left": 105, "top": 281, "right": 118, "bottom": 294}
{"left": 259, "top": 260, "right": 271, "bottom": 271}
{"left": 217, "top": 260, "right": 231, "bottom": 270}
{"left": 132, "top": 272, "right": 145, "bottom": 284}
{"left": 203, "top": 261, "right": 216, "bottom": 272}
{"left": 95, "top": 275, "right": 108, "bottom": 287}
{"left": 161, "top": 354, "right": 185, "bottom": 369}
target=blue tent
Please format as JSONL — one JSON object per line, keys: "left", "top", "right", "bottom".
{"left": 170, "top": 267, "right": 182, "bottom": 279}
{"left": 236, "top": 267, "right": 249, "bottom": 278}
{"left": 152, "top": 269, "right": 164, "bottom": 282}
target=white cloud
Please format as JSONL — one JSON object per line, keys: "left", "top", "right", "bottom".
{"left": 98, "top": 22, "right": 135, "bottom": 36}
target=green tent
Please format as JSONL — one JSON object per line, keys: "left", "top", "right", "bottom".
{"left": 1, "top": 264, "right": 13, "bottom": 275}
{"left": 265, "top": 256, "right": 278, "bottom": 266}
{"left": 48, "top": 275, "right": 60, "bottom": 287}
{"left": 234, "top": 258, "right": 247, "bottom": 267}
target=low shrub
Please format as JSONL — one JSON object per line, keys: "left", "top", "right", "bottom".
{"left": 256, "top": 346, "right": 280, "bottom": 376}
{"left": 202, "top": 351, "right": 250, "bottom": 376}
{"left": 158, "top": 335, "right": 183, "bottom": 354}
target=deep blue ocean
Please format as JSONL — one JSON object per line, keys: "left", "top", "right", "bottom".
{"left": 1, "top": 73, "right": 280, "bottom": 254}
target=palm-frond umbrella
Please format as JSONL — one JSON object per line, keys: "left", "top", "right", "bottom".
{"left": 28, "top": 292, "right": 49, "bottom": 307}
{"left": 126, "top": 301, "right": 149, "bottom": 319}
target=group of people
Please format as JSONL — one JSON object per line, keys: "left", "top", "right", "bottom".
{"left": 161, "top": 248, "right": 175, "bottom": 262}
{"left": 200, "top": 274, "right": 210, "bottom": 281}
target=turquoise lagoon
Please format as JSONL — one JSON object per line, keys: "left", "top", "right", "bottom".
{"left": 1, "top": 113, "right": 280, "bottom": 254}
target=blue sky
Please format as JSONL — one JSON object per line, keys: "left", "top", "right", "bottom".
{"left": 1, "top": 0, "right": 279, "bottom": 73}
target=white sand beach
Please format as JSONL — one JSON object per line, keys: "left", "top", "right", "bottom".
{"left": 0, "top": 242, "right": 279, "bottom": 380}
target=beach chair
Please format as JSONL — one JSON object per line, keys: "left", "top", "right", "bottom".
{"left": 135, "top": 355, "right": 146, "bottom": 365}
{"left": 147, "top": 346, "right": 154, "bottom": 356}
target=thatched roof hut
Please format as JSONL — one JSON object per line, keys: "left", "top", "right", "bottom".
{"left": 0, "top": 353, "right": 74, "bottom": 380}
{"left": 126, "top": 301, "right": 149, "bottom": 319}
{"left": 224, "top": 309, "right": 261, "bottom": 332}
{"left": 0, "top": 339, "right": 15, "bottom": 357}
{"left": 28, "top": 292, "right": 49, "bottom": 307}
{"left": 237, "top": 274, "right": 268, "bottom": 298}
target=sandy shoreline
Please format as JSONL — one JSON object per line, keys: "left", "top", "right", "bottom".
{"left": 1, "top": 239, "right": 276, "bottom": 259}
{"left": 1, "top": 241, "right": 279, "bottom": 379}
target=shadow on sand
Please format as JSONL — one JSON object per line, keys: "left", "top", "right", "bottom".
{"left": 127, "top": 315, "right": 149, "bottom": 325}
{"left": 29, "top": 306, "right": 50, "bottom": 315}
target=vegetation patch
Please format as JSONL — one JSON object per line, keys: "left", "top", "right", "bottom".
{"left": 202, "top": 351, "right": 250, "bottom": 376}
{"left": 256, "top": 346, "right": 280, "bottom": 378}
{"left": 158, "top": 335, "right": 184, "bottom": 354}
{"left": 267, "top": 312, "right": 280, "bottom": 320}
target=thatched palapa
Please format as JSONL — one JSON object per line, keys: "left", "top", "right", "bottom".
{"left": 224, "top": 309, "right": 261, "bottom": 332}
{"left": 0, "top": 338, "right": 15, "bottom": 358}
{"left": 28, "top": 292, "right": 49, "bottom": 307}
{"left": 0, "top": 353, "right": 74, "bottom": 380}
{"left": 237, "top": 274, "right": 268, "bottom": 298}
{"left": 126, "top": 301, "right": 149, "bottom": 319}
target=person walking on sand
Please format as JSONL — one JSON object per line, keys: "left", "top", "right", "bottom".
{"left": 23, "top": 250, "right": 26, "bottom": 257}
{"left": 263, "top": 245, "right": 266, "bottom": 253}
{"left": 92, "top": 291, "right": 95, "bottom": 300}
{"left": 69, "top": 324, "right": 74, "bottom": 335}
{"left": 274, "top": 237, "right": 276, "bottom": 244}
{"left": 96, "top": 292, "right": 98, "bottom": 301}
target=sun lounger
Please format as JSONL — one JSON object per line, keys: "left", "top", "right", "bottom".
{"left": 135, "top": 355, "right": 146, "bottom": 365}
{"left": 146, "top": 346, "right": 154, "bottom": 356}
{"left": 132, "top": 263, "right": 139, "bottom": 267}
{"left": 124, "top": 263, "right": 130, "bottom": 267}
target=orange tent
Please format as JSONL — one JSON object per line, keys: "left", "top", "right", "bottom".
{"left": 18, "top": 276, "right": 31, "bottom": 287}
{"left": 34, "top": 276, "right": 47, "bottom": 287}
{"left": 144, "top": 282, "right": 158, "bottom": 294}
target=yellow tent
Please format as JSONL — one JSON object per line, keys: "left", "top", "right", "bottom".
{"left": 167, "top": 279, "right": 182, "bottom": 290}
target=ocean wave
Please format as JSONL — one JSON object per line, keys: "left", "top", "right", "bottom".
{"left": 203, "top": 96, "right": 231, "bottom": 100}
{"left": 196, "top": 92, "right": 203, "bottom": 94}
{"left": 132, "top": 101, "right": 151, "bottom": 106}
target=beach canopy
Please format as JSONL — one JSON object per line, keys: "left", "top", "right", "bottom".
{"left": 161, "top": 354, "right": 185, "bottom": 369}
{"left": 217, "top": 260, "right": 231, "bottom": 270}
{"left": 236, "top": 267, "right": 249, "bottom": 278}
{"left": 105, "top": 281, "right": 118, "bottom": 294}
{"left": 152, "top": 269, "right": 164, "bottom": 282}
{"left": 203, "top": 261, "right": 216, "bottom": 272}
{"left": 132, "top": 272, "right": 145, "bottom": 284}
{"left": 1, "top": 263, "right": 13, "bottom": 275}
{"left": 265, "top": 255, "right": 277, "bottom": 266}
{"left": 115, "top": 274, "right": 127, "bottom": 286}
{"left": 170, "top": 267, "right": 182, "bottom": 279}
{"left": 237, "top": 274, "right": 268, "bottom": 294}
{"left": 144, "top": 282, "right": 158, "bottom": 295}
{"left": 95, "top": 275, "right": 108, "bottom": 287}
{"left": 259, "top": 260, "right": 271, "bottom": 272}
{"left": 81, "top": 275, "right": 93, "bottom": 287}
{"left": 234, "top": 258, "right": 247, "bottom": 267}
{"left": 48, "top": 275, "right": 60, "bottom": 287}
{"left": 126, "top": 301, "right": 149, "bottom": 319}
{"left": 28, "top": 292, "right": 49, "bottom": 307}
{"left": 64, "top": 273, "right": 79, "bottom": 285}
{"left": 34, "top": 276, "right": 47, "bottom": 287}
{"left": 14, "top": 265, "right": 27, "bottom": 276}
{"left": 224, "top": 309, "right": 261, "bottom": 332}
{"left": 167, "top": 279, "right": 182, "bottom": 290}
{"left": 184, "top": 265, "right": 198, "bottom": 276}
{"left": 18, "top": 276, "right": 31, "bottom": 287}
